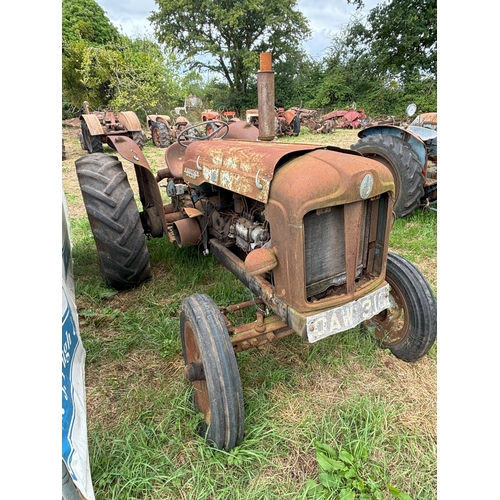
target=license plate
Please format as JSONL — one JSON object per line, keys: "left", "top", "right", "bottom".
{"left": 306, "top": 284, "right": 391, "bottom": 343}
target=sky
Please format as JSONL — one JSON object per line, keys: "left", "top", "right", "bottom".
{"left": 95, "top": 0, "right": 383, "bottom": 60}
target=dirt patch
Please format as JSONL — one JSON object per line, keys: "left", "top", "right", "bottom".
{"left": 63, "top": 118, "right": 81, "bottom": 128}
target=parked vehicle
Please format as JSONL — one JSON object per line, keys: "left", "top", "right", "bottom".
{"left": 201, "top": 108, "right": 237, "bottom": 122}
{"left": 146, "top": 114, "right": 194, "bottom": 147}
{"left": 79, "top": 101, "right": 147, "bottom": 153}
{"left": 147, "top": 114, "right": 173, "bottom": 147}
{"left": 351, "top": 104, "right": 437, "bottom": 217}
{"left": 74, "top": 56, "right": 437, "bottom": 452}
{"left": 245, "top": 106, "right": 300, "bottom": 136}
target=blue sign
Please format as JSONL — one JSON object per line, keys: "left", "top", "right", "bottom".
{"left": 62, "top": 286, "right": 80, "bottom": 479}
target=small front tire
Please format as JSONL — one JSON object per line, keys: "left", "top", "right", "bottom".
{"left": 364, "top": 252, "right": 437, "bottom": 362}
{"left": 180, "top": 293, "right": 245, "bottom": 451}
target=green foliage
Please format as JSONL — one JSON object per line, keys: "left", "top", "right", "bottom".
{"left": 305, "top": 441, "right": 414, "bottom": 500}
{"left": 149, "top": 0, "right": 311, "bottom": 95}
{"left": 365, "top": 0, "right": 437, "bottom": 83}
{"left": 62, "top": 35, "right": 185, "bottom": 117}
{"left": 313, "top": 0, "right": 437, "bottom": 115}
{"left": 62, "top": 0, "right": 120, "bottom": 46}
{"left": 61, "top": 0, "right": 437, "bottom": 120}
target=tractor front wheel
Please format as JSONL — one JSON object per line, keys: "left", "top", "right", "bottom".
{"left": 180, "top": 293, "right": 245, "bottom": 451}
{"left": 351, "top": 134, "right": 424, "bottom": 217}
{"left": 75, "top": 153, "right": 151, "bottom": 289}
{"left": 364, "top": 252, "right": 437, "bottom": 362}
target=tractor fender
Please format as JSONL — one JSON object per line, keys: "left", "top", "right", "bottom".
{"left": 117, "top": 111, "right": 142, "bottom": 132}
{"left": 357, "top": 125, "right": 427, "bottom": 169}
{"left": 147, "top": 114, "right": 171, "bottom": 127}
{"left": 106, "top": 135, "right": 167, "bottom": 234}
{"left": 80, "top": 114, "right": 104, "bottom": 136}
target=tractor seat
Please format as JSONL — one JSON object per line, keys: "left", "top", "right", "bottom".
{"left": 164, "top": 142, "right": 186, "bottom": 178}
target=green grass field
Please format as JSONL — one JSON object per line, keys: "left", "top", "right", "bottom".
{"left": 62, "top": 123, "right": 437, "bottom": 500}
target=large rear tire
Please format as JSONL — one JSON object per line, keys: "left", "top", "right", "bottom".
{"left": 131, "top": 130, "right": 147, "bottom": 149}
{"left": 75, "top": 153, "right": 151, "bottom": 289}
{"left": 151, "top": 121, "right": 171, "bottom": 147}
{"left": 80, "top": 120, "right": 103, "bottom": 153}
{"left": 351, "top": 134, "right": 424, "bottom": 218}
{"left": 364, "top": 252, "right": 437, "bottom": 362}
{"left": 180, "top": 293, "right": 245, "bottom": 451}
{"left": 291, "top": 113, "right": 301, "bottom": 136}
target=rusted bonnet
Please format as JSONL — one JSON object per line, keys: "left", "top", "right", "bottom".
{"left": 182, "top": 140, "right": 326, "bottom": 202}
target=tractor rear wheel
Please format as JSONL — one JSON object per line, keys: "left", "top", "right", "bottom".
{"left": 131, "top": 130, "right": 147, "bottom": 149}
{"left": 151, "top": 121, "right": 171, "bottom": 147}
{"left": 75, "top": 153, "right": 151, "bottom": 289}
{"left": 80, "top": 120, "right": 103, "bottom": 153}
{"left": 180, "top": 293, "right": 245, "bottom": 451}
{"left": 364, "top": 252, "right": 437, "bottom": 362}
{"left": 291, "top": 114, "right": 301, "bottom": 136}
{"left": 351, "top": 134, "right": 424, "bottom": 217}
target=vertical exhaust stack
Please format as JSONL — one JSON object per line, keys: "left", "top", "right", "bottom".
{"left": 257, "top": 52, "right": 275, "bottom": 141}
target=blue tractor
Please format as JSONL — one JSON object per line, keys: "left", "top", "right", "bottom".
{"left": 351, "top": 104, "right": 437, "bottom": 218}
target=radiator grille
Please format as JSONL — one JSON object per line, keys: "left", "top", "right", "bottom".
{"left": 304, "top": 195, "right": 388, "bottom": 301}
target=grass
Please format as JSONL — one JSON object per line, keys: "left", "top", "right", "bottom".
{"left": 62, "top": 123, "right": 437, "bottom": 500}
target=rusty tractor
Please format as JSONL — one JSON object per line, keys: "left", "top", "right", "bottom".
{"left": 79, "top": 101, "right": 147, "bottom": 153}
{"left": 351, "top": 104, "right": 437, "bottom": 218}
{"left": 146, "top": 114, "right": 194, "bottom": 148}
{"left": 201, "top": 108, "right": 237, "bottom": 123}
{"left": 245, "top": 105, "right": 300, "bottom": 137}
{"left": 74, "top": 54, "right": 437, "bottom": 452}
{"left": 147, "top": 114, "right": 173, "bottom": 148}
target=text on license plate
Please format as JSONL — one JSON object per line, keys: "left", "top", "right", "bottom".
{"left": 306, "top": 284, "right": 391, "bottom": 343}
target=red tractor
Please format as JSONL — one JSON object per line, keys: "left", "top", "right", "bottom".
{"left": 245, "top": 106, "right": 300, "bottom": 136}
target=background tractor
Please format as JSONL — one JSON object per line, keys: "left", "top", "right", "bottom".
{"left": 79, "top": 101, "right": 147, "bottom": 153}
{"left": 201, "top": 107, "right": 237, "bottom": 123}
{"left": 74, "top": 54, "right": 437, "bottom": 452}
{"left": 245, "top": 105, "right": 300, "bottom": 137}
{"left": 351, "top": 104, "right": 437, "bottom": 218}
{"left": 147, "top": 114, "right": 194, "bottom": 148}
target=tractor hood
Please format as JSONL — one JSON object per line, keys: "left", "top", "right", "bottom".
{"left": 180, "top": 141, "right": 364, "bottom": 203}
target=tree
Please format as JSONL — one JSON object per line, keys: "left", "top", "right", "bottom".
{"left": 62, "top": 0, "right": 119, "bottom": 46}
{"left": 362, "top": 0, "right": 437, "bottom": 83}
{"left": 317, "top": 0, "right": 437, "bottom": 116}
{"left": 148, "top": 0, "right": 311, "bottom": 96}
{"left": 62, "top": 36, "right": 185, "bottom": 116}
{"left": 62, "top": 0, "right": 188, "bottom": 117}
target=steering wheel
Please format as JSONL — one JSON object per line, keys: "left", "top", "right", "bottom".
{"left": 177, "top": 120, "right": 230, "bottom": 147}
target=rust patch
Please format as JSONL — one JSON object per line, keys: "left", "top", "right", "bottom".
{"left": 182, "top": 141, "right": 325, "bottom": 202}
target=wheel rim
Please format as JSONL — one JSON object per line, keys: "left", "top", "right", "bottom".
{"left": 369, "top": 277, "right": 409, "bottom": 346}
{"left": 183, "top": 320, "right": 210, "bottom": 423}
{"left": 152, "top": 127, "right": 160, "bottom": 146}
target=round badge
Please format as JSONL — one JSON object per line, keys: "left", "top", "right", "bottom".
{"left": 360, "top": 173, "right": 374, "bottom": 199}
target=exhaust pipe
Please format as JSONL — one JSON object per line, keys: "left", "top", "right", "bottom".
{"left": 173, "top": 217, "right": 202, "bottom": 248}
{"left": 257, "top": 52, "right": 275, "bottom": 142}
